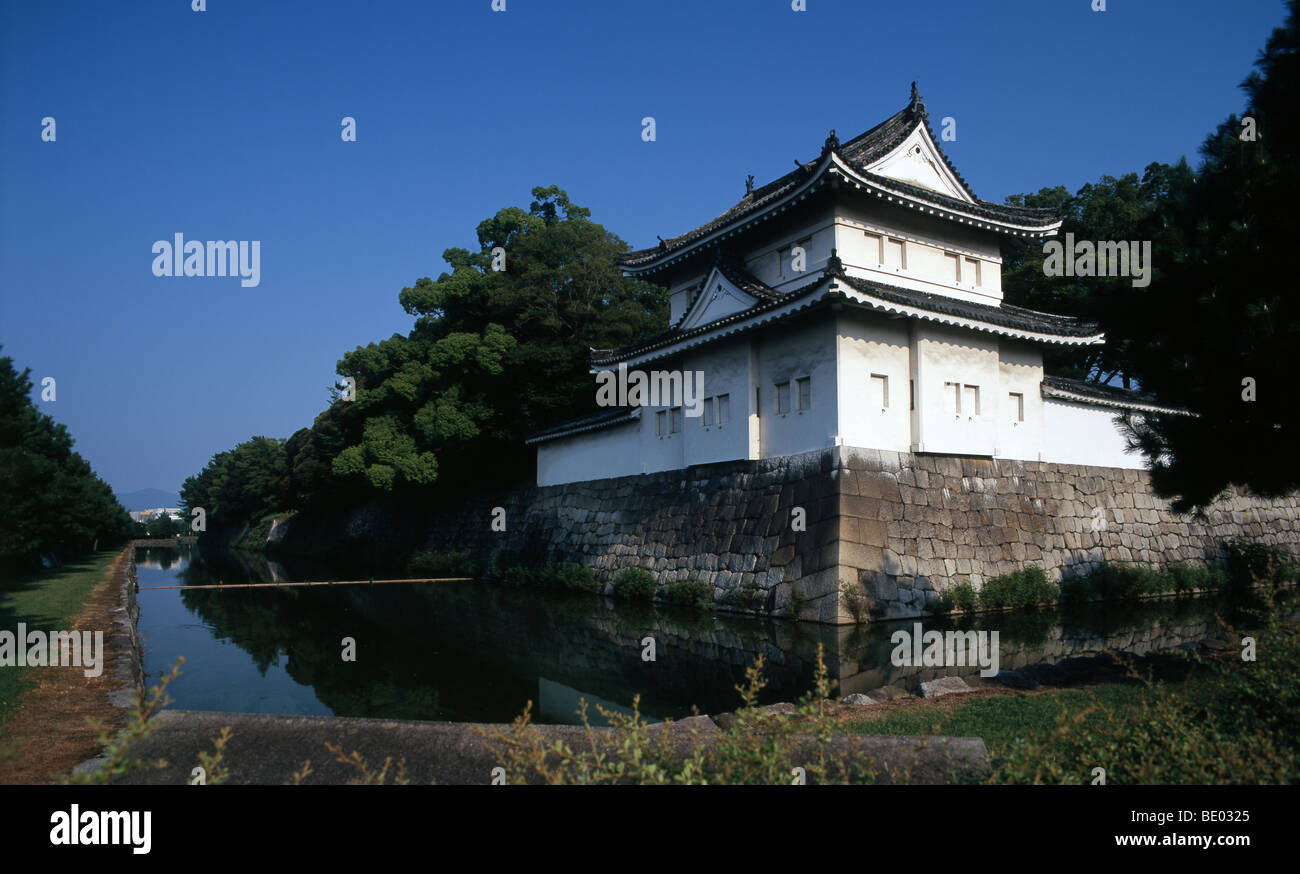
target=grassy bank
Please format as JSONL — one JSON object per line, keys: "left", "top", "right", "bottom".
{"left": 848, "top": 600, "right": 1299, "bottom": 783}
{"left": 0, "top": 550, "right": 120, "bottom": 730}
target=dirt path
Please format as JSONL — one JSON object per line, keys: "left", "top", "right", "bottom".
{"left": 0, "top": 547, "right": 136, "bottom": 784}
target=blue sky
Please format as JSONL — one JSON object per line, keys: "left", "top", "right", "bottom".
{"left": 0, "top": 0, "right": 1287, "bottom": 496}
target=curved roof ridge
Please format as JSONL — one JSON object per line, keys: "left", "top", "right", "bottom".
{"left": 620, "top": 84, "right": 1062, "bottom": 270}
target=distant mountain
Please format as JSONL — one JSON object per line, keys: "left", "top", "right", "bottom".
{"left": 116, "top": 488, "right": 181, "bottom": 511}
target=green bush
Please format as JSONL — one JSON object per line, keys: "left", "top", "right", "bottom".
{"left": 611, "top": 566, "right": 657, "bottom": 600}
{"left": 979, "top": 565, "right": 1060, "bottom": 610}
{"left": 1062, "top": 563, "right": 1178, "bottom": 603}
{"left": 500, "top": 564, "right": 538, "bottom": 588}
{"left": 839, "top": 581, "right": 870, "bottom": 623}
{"left": 719, "top": 584, "right": 763, "bottom": 610}
{"left": 662, "top": 579, "right": 713, "bottom": 610}
{"left": 1225, "top": 538, "right": 1299, "bottom": 589}
{"left": 533, "top": 564, "right": 562, "bottom": 588}
{"left": 938, "top": 581, "right": 978, "bottom": 613}
{"left": 1168, "top": 562, "right": 1227, "bottom": 594}
{"left": 406, "top": 550, "right": 481, "bottom": 578}
{"left": 555, "top": 563, "right": 601, "bottom": 593}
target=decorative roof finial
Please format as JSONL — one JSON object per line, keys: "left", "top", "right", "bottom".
{"left": 745, "top": 174, "right": 755, "bottom": 197}
{"left": 656, "top": 235, "right": 668, "bottom": 253}
{"left": 909, "top": 81, "right": 925, "bottom": 114}
{"left": 826, "top": 248, "right": 843, "bottom": 275}
{"left": 822, "top": 128, "right": 840, "bottom": 155}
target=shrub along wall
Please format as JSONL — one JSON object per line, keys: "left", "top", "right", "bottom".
{"left": 271, "top": 446, "right": 1300, "bottom": 624}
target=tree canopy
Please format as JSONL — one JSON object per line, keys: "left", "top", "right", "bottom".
{"left": 1002, "top": 161, "right": 1195, "bottom": 387}
{"left": 0, "top": 348, "right": 133, "bottom": 561}
{"left": 181, "top": 186, "right": 667, "bottom": 526}
{"left": 1000, "top": 0, "right": 1299, "bottom": 512}
{"left": 1117, "top": 0, "right": 1300, "bottom": 512}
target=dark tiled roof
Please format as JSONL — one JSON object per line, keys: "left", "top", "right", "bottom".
{"left": 714, "top": 253, "right": 784, "bottom": 302}
{"left": 668, "top": 253, "right": 783, "bottom": 329}
{"left": 835, "top": 273, "right": 1102, "bottom": 339}
{"left": 524, "top": 407, "right": 638, "bottom": 445}
{"left": 621, "top": 84, "right": 1060, "bottom": 269}
{"left": 837, "top": 82, "right": 975, "bottom": 197}
{"left": 853, "top": 172, "right": 1061, "bottom": 227}
{"left": 592, "top": 273, "right": 829, "bottom": 367}
{"left": 591, "top": 265, "right": 1102, "bottom": 367}
{"left": 623, "top": 170, "right": 809, "bottom": 269}
{"left": 1041, "top": 375, "right": 1191, "bottom": 415}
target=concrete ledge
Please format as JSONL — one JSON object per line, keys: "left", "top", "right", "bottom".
{"left": 102, "top": 710, "right": 987, "bottom": 785}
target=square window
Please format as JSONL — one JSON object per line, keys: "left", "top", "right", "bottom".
{"left": 670, "top": 407, "right": 683, "bottom": 434}
{"left": 716, "top": 393, "right": 729, "bottom": 425}
{"left": 702, "top": 397, "right": 714, "bottom": 426}
{"left": 655, "top": 410, "right": 667, "bottom": 436}
{"left": 870, "top": 373, "right": 889, "bottom": 409}
{"left": 796, "top": 376, "right": 811, "bottom": 411}
{"left": 964, "top": 257, "right": 981, "bottom": 286}
{"left": 775, "top": 381, "right": 790, "bottom": 415}
{"left": 963, "top": 384, "right": 980, "bottom": 417}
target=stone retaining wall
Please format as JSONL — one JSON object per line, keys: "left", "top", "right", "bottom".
{"left": 115, "top": 546, "right": 145, "bottom": 703}
{"left": 274, "top": 447, "right": 1300, "bottom": 625}
{"left": 837, "top": 448, "right": 1300, "bottom": 621}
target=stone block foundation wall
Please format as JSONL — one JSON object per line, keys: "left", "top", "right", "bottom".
{"left": 276, "top": 447, "right": 1300, "bottom": 625}
{"left": 834, "top": 448, "right": 1300, "bottom": 621}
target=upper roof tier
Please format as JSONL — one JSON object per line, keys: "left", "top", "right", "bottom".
{"left": 620, "top": 84, "right": 1063, "bottom": 275}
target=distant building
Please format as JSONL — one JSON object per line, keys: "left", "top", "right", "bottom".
{"left": 130, "top": 507, "right": 183, "bottom": 523}
{"left": 529, "top": 84, "right": 1186, "bottom": 487}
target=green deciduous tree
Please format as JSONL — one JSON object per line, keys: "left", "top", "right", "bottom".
{"left": 179, "top": 436, "right": 288, "bottom": 527}
{"left": 327, "top": 185, "right": 667, "bottom": 497}
{"left": 184, "top": 186, "right": 667, "bottom": 520}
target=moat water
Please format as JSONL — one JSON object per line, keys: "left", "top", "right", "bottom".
{"left": 134, "top": 544, "right": 1273, "bottom": 725}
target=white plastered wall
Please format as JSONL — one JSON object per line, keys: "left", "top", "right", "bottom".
{"left": 1042, "top": 400, "right": 1146, "bottom": 469}
{"left": 833, "top": 201, "right": 1003, "bottom": 305}
{"left": 535, "top": 421, "right": 641, "bottom": 486}
{"left": 993, "top": 340, "right": 1045, "bottom": 461}
{"left": 911, "top": 322, "right": 998, "bottom": 456}
{"left": 836, "top": 312, "right": 911, "bottom": 452}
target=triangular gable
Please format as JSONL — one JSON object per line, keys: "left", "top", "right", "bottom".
{"left": 678, "top": 266, "right": 760, "bottom": 331}
{"left": 863, "top": 124, "right": 974, "bottom": 203}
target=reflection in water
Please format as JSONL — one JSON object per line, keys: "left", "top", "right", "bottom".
{"left": 133, "top": 545, "right": 1281, "bottom": 725}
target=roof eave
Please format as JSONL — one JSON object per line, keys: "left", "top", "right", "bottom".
{"left": 592, "top": 272, "right": 1103, "bottom": 369}
{"left": 619, "top": 156, "right": 1062, "bottom": 276}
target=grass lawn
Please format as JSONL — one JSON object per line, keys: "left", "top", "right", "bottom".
{"left": 848, "top": 682, "right": 1147, "bottom": 749}
{"left": 846, "top": 667, "right": 1269, "bottom": 783}
{"left": 0, "top": 550, "right": 121, "bottom": 730}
